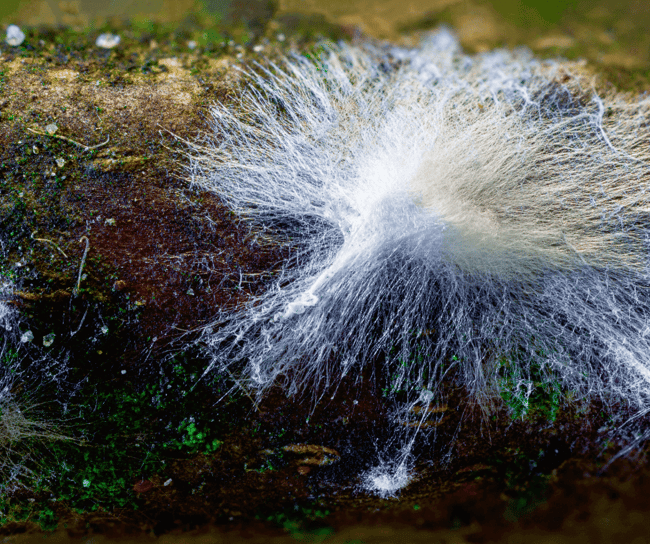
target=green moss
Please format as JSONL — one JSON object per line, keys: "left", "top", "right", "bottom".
{"left": 0, "top": 351, "right": 247, "bottom": 528}
{"left": 260, "top": 505, "right": 333, "bottom": 542}
{"left": 496, "top": 354, "right": 564, "bottom": 423}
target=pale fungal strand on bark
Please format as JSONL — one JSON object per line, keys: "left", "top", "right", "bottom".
{"left": 187, "top": 28, "right": 650, "bottom": 494}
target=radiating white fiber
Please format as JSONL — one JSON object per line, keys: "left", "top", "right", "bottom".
{"left": 188, "top": 29, "right": 650, "bottom": 492}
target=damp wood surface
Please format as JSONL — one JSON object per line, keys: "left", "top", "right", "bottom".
{"left": 1, "top": 2, "right": 650, "bottom": 542}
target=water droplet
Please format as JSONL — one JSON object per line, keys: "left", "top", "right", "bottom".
{"left": 5, "top": 25, "right": 25, "bottom": 47}
{"left": 96, "top": 33, "right": 121, "bottom": 49}
{"left": 42, "top": 333, "right": 55, "bottom": 347}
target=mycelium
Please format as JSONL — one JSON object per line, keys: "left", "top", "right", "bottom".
{"left": 187, "top": 29, "right": 650, "bottom": 495}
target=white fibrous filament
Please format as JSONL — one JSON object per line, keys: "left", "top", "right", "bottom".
{"left": 188, "top": 28, "right": 650, "bottom": 494}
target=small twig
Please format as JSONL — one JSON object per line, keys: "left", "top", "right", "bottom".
{"left": 70, "top": 307, "right": 88, "bottom": 337}
{"left": 26, "top": 127, "right": 110, "bottom": 152}
{"left": 31, "top": 231, "right": 68, "bottom": 257}
{"left": 74, "top": 236, "right": 90, "bottom": 297}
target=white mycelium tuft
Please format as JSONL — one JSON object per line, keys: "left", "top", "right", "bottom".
{"left": 188, "top": 29, "right": 650, "bottom": 491}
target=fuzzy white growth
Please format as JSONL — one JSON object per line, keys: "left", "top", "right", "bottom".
{"left": 189, "top": 29, "right": 650, "bottom": 488}
{"left": 0, "top": 258, "right": 18, "bottom": 412}
{"left": 0, "top": 273, "right": 29, "bottom": 483}
{"left": 0, "top": 251, "right": 69, "bottom": 487}
{"left": 362, "top": 456, "right": 413, "bottom": 498}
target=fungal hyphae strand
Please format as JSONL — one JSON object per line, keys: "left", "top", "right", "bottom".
{"left": 189, "top": 29, "right": 650, "bottom": 494}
